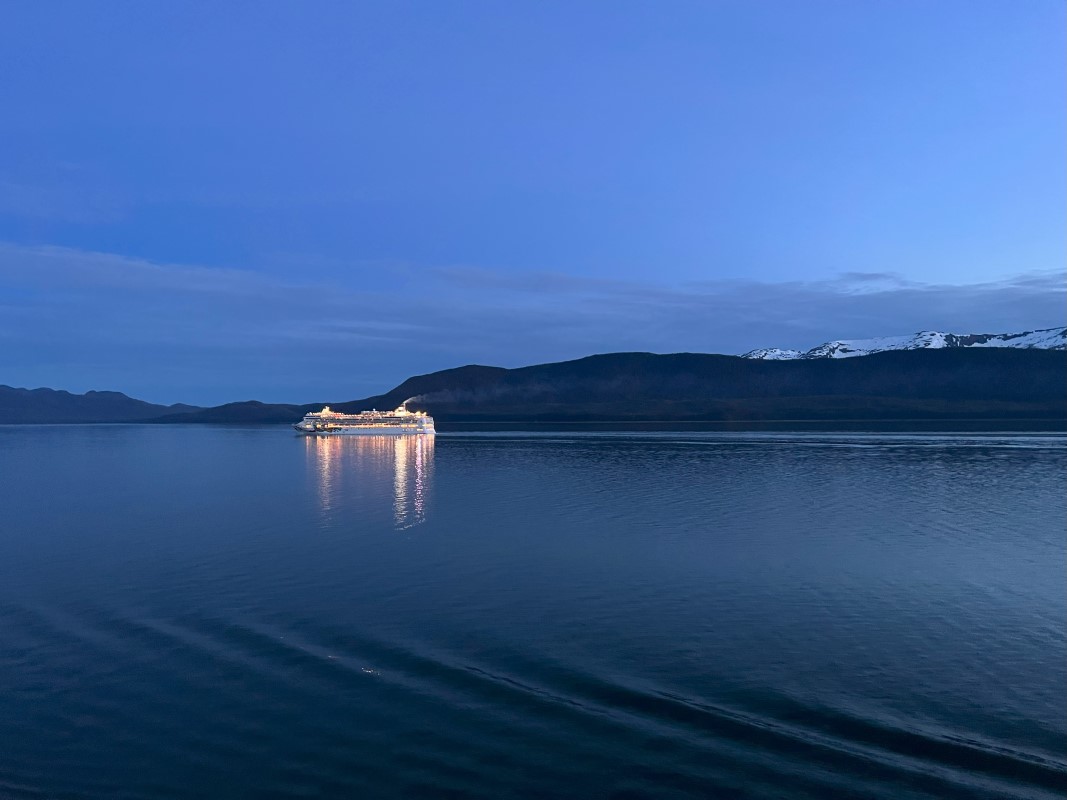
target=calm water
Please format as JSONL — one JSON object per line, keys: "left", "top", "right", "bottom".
{"left": 1, "top": 426, "right": 1064, "bottom": 799}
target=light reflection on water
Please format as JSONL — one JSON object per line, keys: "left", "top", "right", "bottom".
{"left": 304, "top": 434, "right": 434, "bottom": 529}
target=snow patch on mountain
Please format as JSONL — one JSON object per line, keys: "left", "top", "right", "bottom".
{"left": 963, "top": 328, "right": 1067, "bottom": 350}
{"left": 741, "top": 327, "right": 1066, "bottom": 360}
{"left": 742, "top": 348, "right": 806, "bottom": 360}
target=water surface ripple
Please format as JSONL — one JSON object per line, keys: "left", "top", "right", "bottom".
{"left": 0, "top": 426, "right": 1063, "bottom": 798}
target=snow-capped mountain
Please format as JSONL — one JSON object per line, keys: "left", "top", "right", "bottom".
{"left": 742, "top": 327, "right": 1066, "bottom": 360}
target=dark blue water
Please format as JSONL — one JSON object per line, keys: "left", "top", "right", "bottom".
{"left": 1, "top": 426, "right": 1064, "bottom": 799}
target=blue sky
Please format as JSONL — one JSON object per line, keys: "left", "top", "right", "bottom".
{"left": 1, "top": 1, "right": 1063, "bottom": 405}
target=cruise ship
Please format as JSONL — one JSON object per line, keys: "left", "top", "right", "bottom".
{"left": 293, "top": 403, "right": 435, "bottom": 436}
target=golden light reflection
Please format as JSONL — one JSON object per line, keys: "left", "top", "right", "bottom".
{"left": 304, "top": 435, "right": 434, "bottom": 529}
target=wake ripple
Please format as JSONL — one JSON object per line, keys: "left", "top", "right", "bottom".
{"left": 1, "top": 602, "right": 1063, "bottom": 798}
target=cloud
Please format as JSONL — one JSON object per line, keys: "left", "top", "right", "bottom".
{"left": 0, "top": 241, "right": 1062, "bottom": 404}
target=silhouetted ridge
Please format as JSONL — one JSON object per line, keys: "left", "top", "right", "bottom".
{"left": 378, "top": 349, "right": 1066, "bottom": 421}
{"left": 159, "top": 348, "right": 1066, "bottom": 424}
{"left": 0, "top": 385, "right": 200, "bottom": 423}
{"left": 11, "top": 348, "right": 1063, "bottom": 424}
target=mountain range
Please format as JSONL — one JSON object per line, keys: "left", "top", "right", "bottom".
{"left": 741, "top": 326, "right": 1065, "bottom": 360}
{"left": 0, "top": 385, "right": 199, "bottom": 424}
{"left": 3, "top": 326, "right": 1064, "bottom": 425}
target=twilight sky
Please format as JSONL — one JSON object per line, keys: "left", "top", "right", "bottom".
{"left": 1, "top": 1, "right": 1063, "bottom": 405}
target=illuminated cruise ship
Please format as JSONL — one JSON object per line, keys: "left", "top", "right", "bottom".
{"left": 293, "top": 402, "right": 435, "bottom": 436}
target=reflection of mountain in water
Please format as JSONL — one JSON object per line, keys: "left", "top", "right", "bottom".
{"left": 304, "top": 435, "right": 434, "bottom": 529}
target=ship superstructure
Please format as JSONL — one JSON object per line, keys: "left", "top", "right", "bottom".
{"left": 293, "top": 403, "right": 435, "bottom": 436}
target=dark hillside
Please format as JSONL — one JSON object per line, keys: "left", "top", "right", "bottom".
{"left": 133, "top": 348, "right": 1067, "bottom": 424}
{"left": 150, "top": 400, "right": 311, "bottom": 424}
{"left": 349, "top": 349, "right": 1066, "bottom": 419}
{"left": 0, "top": 385, "right": 199, "bottom": 423}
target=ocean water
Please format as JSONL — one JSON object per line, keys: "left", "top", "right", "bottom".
{"left": 0, "top": 425, "right": 1064, "bottom": 799}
